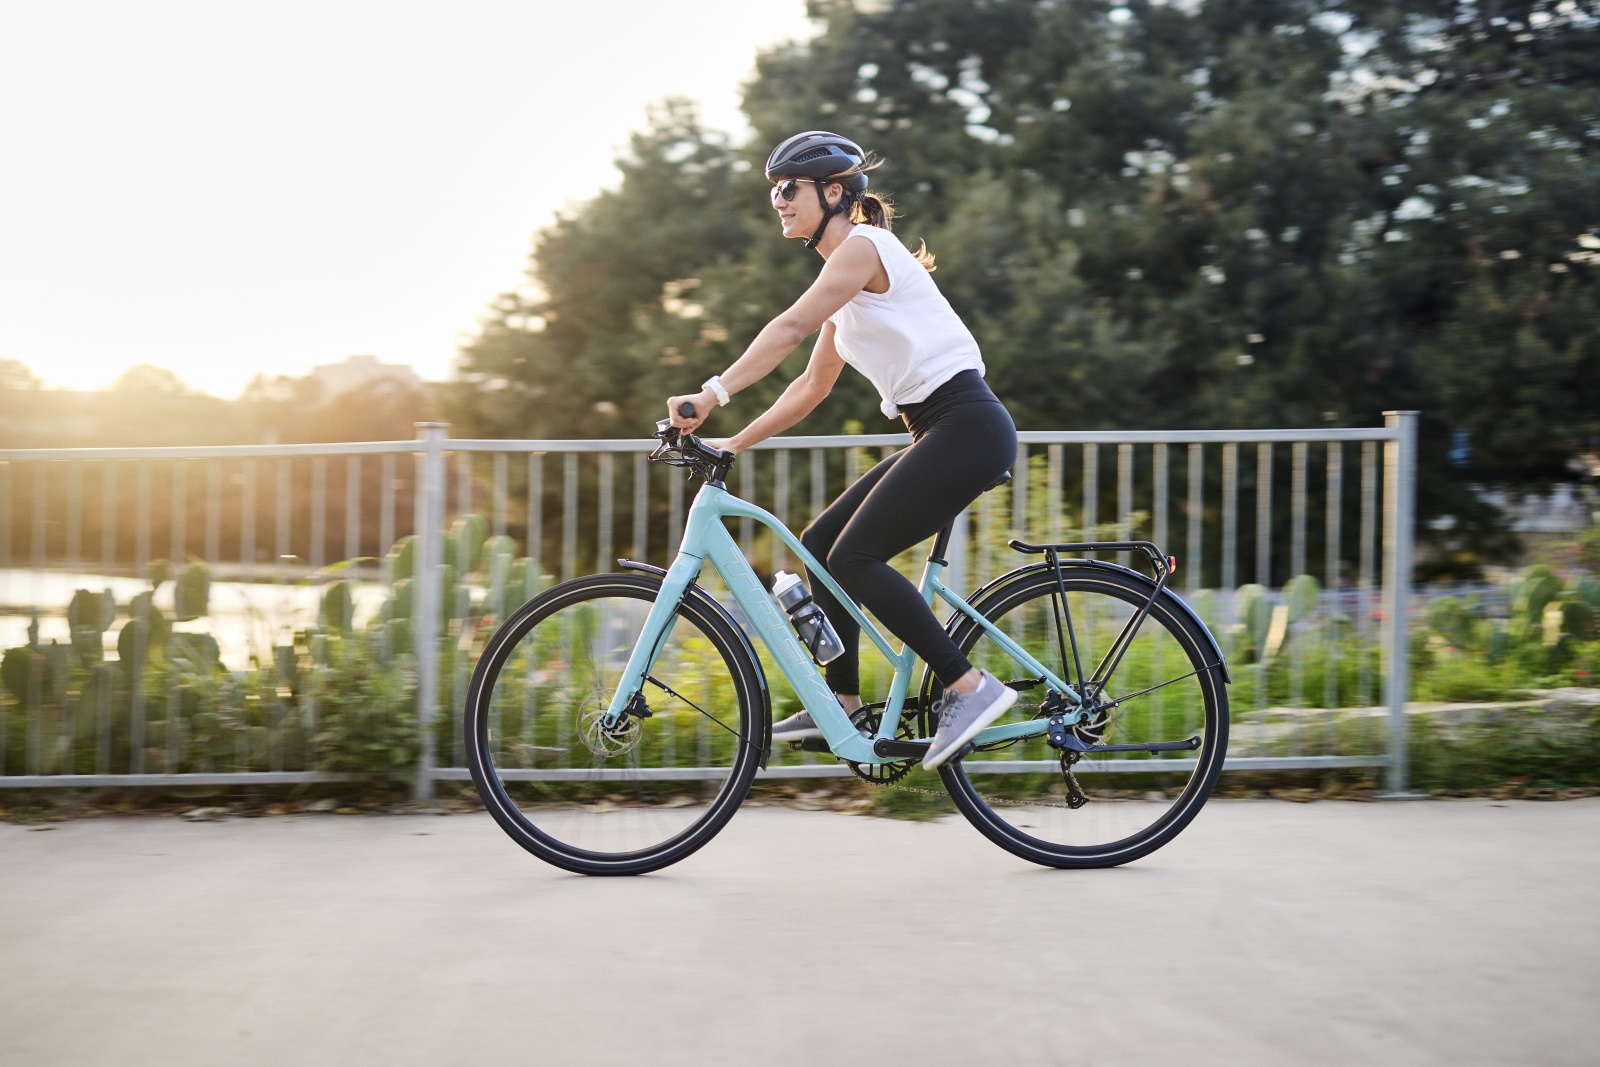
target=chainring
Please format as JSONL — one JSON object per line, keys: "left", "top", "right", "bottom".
{"left": 845, "top": 703, "right": 918, "bottom": 786}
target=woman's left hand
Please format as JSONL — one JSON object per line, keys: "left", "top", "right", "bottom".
{"left": 700, "top": 437, "right": 739, "bottom": 454}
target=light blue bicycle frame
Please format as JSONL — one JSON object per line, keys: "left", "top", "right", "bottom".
{"left": 602, "top": 482, "right": 1085, "bottom": 764}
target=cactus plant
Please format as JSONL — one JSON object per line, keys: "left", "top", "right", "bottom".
{"left": 1234, "top": 584, "right": 1272, "bottom": 659}
{"left": 385, "top": 616, "right": 413, "bottom": 657}
{"left": 438, "top": 563, "right": 459, "bottom": 624}
{"left": 68, "top": 589, "right": 116, "bottom": 633}
{"left": 273, "top": 644, "right": 299, "bottom": 696}
{"left": 389, "top": 535, "right": 416, "bottom": 582}
{"left": 1186, "top": 588, "right": 1220, "bottom": 630}
{"left": 45, "top": 642, "right": 70, "bottom": 707}
{"left": 320, "top": 580, "right": 354, "bottom": 633}
{"left": 173, "top": 562, "right": 211, "bottom": 622}
{"left": 70, "top": 625, "right": 104, "bottom": 668}
{"left": 484, "top": 535, "right": 517, "bottom": 619}
{"left": 445, "top": 514, "right": 488, "bottom": 575}
{"left": 1560, "top": 600, "right": 1595, "bottom": 641}
{"left": 389, "top": 578, "right": 414, "bottom": 621}
{"left": 117, "top": 593, "right": 170, "bottom": 673}
{"left": 1283, "top": 574, "right": 1321, "bottom": 625}
{"left": 170, "top": 632, "right": 221, "bottom": 672}
{"left": 1426, "top": 595, "right": 1477, "bottom": 650}
{"left": 1, "top": 647, "right": 35, "bottom": 706}
{"left": 1513, "top": 565, "right": 1562, "bottom": 624}
{"left": 508, "top": 557, "right": 541, "bottom": 606}
{"left": 1575, "top": 577, "right": 1600, "bottom": 610}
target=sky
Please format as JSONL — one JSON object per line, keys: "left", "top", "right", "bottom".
{"left": 0, "top": 1, "right": 816, "bottom": 398}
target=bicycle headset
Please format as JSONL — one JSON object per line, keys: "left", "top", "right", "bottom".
{"left": 764, "top": 131, "right": 870, "bottom": 249}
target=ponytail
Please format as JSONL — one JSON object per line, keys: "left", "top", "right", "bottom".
{"left": 848, "top": 190, "right": 937, "bottom": 271}
{"left": 852, "top": 191, "right": 892, "bottom": 230}
{"left": 827, "top": 152, "right": 937, "bottom": 271}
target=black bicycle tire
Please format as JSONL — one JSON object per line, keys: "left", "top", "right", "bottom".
{"left": 464, "top": 572, "right": 763, "bottom": 876}
{"left": 932, "top": 566, "right": 1229, "bottom": 869}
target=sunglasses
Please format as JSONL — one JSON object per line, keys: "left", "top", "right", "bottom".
{"left": 770, "top": 178, "right": 823, "bottom": 202}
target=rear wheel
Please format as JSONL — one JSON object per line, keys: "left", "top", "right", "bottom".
{"left": 928, "top": 565, "right": 1228, "bottom": 868}
{"left": 465, "top": 573, "right": 764, "bottom": 875}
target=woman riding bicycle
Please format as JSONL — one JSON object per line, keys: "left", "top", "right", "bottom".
{"left": 666, "top": 130, "right": 1019, "bottom": 771}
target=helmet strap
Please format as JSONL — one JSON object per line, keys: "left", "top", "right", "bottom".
{"left": 804, "top": 181, "right": 846, "bottom": 250}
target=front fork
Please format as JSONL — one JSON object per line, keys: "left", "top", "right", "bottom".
{"left": 599, "top": 552, "right": 703, "bottom": 730}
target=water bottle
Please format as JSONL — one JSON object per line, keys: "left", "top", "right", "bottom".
{"left": 770, "top": 571, "right": 845, "bottom": 665}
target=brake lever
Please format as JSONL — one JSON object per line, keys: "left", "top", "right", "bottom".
{"left": 653, "top": 409, "right": 733, "bottom": 472}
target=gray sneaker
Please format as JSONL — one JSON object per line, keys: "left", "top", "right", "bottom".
{"left": 771, "top": 710, "right": 823, "bottom": 742}
{"left": 921, "top": 672, "right": 1018, "bottom": 770}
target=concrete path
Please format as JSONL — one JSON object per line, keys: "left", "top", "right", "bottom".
{"left": 2, "top": 799, "right": 1596, "bottom": 1067}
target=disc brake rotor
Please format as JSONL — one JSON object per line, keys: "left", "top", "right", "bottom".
{"left": 1071, "top": 702, "right": 1113, "bottom": 747}
{"left": 578, "top": 694, "right": 643, "bottom": 758}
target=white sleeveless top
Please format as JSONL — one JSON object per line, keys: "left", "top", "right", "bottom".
{"left": 826, "top": 224, "right": 985, "bottom": 419}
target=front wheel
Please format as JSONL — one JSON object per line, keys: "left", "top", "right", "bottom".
{"left": 928, "top": 565, "right": 1229, "bottom": 868}
{"left": 464, "top": 572, "right": 764, "bottom": 875}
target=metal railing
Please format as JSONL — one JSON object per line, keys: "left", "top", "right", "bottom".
{"left": 0, "top": 412, "right": 1419, "bottom": 797}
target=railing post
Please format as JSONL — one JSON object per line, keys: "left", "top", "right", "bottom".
{"left": 1381, "top": 411, "right": 1419, "bottom": 795}
{"left": 413, "top": 422, "right": 449, "bottom": 801}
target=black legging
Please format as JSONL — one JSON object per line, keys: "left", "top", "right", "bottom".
{"left": 800, "top": 370, "right": 1017, "bottom": 693}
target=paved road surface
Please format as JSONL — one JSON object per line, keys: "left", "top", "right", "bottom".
{"left": 2, "top": 799, "right": 1596, "bottom": 1067}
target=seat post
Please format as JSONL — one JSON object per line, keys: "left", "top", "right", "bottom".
{"left": 928, "top": 521, "right": 955, "bottom": 565}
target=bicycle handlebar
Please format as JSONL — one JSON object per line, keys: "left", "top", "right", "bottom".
{"left": 651, "top": 418, "right": 736, "bottom": 486}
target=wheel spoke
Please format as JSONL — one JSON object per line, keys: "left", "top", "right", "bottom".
{"left": 1099, "top": 661, "right": 1226, "bottom": 708}
{"left": 464, "top": 574, "right": 760, "bottom": 874}
{"left": 644, "top": 674, "right": 750, "bottom": 746}
{"left": 937, "top": 567, "right": 1228, "bottom": 867}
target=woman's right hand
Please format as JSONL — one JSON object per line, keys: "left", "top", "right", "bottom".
{"left": 667, "top": 390, "right": 715, "bottom": 431}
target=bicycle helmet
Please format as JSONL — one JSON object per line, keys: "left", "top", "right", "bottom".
{"left": 765, "top": 131, "right": 870, "bottom": 248}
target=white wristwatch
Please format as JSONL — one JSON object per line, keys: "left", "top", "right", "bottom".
{"left": 701, "top": 375, "right": 731, "bottom": 407}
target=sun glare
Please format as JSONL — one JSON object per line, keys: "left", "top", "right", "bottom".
{"left": 0, "top": 2, "right": 814, "bottom": 399}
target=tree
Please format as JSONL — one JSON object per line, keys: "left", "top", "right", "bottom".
{"left": 455, "top": 0, "right": 1600, "bottom": 574}
{"left": 112, "top": 364, "right": 194, "bottom": 395}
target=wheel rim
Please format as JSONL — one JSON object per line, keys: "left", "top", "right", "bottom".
{"left": 473, "top": 582, "right": 757, "bottom": 863}
{"left": 942, "top": 572, "right": 1224, "bottom": 857}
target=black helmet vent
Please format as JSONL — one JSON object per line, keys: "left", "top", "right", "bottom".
{"left": 765, "top": 130, "right": 869, "bottom": 184}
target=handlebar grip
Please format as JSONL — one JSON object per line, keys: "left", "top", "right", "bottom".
{"left": 677, "top": 401, "right": 697, "bottom": 418}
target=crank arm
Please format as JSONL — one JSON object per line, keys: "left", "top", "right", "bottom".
{"left": 872, "top": 738, "right": 930, "bottom": 759}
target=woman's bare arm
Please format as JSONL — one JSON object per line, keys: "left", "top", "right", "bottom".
{"left": 667, "top": 236, "right": 881, "bottom": 429}
{"left": 715, "top": 324, "right": 846, "bottom": 453}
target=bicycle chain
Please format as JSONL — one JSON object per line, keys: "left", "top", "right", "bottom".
{"left": 835, "top": 698, "right": 1090, "bottom": 811}
{"left": 861, "top": 756, "right": 1090, "bottom": 812}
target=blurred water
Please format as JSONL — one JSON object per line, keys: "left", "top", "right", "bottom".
{"left": 0, "top": 568, "right": 390, "bottom": 671}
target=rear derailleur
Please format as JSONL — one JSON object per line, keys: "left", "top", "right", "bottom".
{"left": 1042, "top": 688, "right": 1098, "bottom": 809}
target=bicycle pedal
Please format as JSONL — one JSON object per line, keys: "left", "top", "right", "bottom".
{"left": 796, "top": 737, "right": 832, "bottom": 754}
